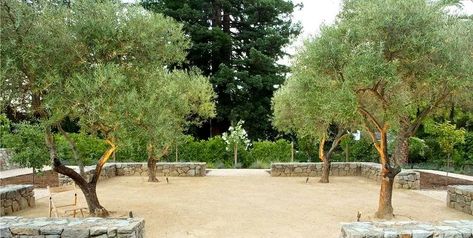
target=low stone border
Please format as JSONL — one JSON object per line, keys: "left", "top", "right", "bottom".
{"left": 271, "top": 162, "right": 420, "bottom": 189}
{"left": 447, "top": 185, "right": 473, "bottom": 215}
{"left": 0, "top": 185, "right": 35, "bottom": 216}
{"left": 59, "top": 162, "right": 207, "bottom": 186}
{"left": 340, "top": 220, "right": 473, "bottom": 237}
{"left": 0, "top": 216, "right": 144, "bottom": 238}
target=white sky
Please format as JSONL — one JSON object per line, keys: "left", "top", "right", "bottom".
{"left": 282, "top": 0, "right": 473, "bottom": 65}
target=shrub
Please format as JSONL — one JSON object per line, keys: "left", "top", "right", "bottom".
{"left": 56, "top": 133, "right": 108, "bottom": 166}
{"left": 0, "top": 114, "right": 10, "bottom": 147}
{"left": 2, "top": 123, "right": 50, "bottom": 170}
{"left": 249, "top": 160, "right": 270, "bottom": 169}
{"left": 172, "top": 136, "right": 230, "bottom": 166}
{"left": 338, "top": 136, "right": 378, "bottom": 162}
{"left": 249, "top": 139, "right": 291, "bottom": 163}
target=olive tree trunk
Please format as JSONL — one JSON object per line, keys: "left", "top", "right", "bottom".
{"left": 375, "top": 128, "right": 401, "bottom": 219}
{"left": 45, "top": 127, "right": 115, "bottom": 217}
{"left": 319, "top": 128, "right": 346, "bottom": 183}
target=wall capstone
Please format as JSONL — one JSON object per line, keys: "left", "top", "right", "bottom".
{"left": 340, "top": 220, "right": 473, "bottom": 237}
{"left": 0, "top": 216, "right": 144, "bottom": 238}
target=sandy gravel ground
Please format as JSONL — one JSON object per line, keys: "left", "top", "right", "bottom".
{"left": 14, "top": 175, "right": 471, "bottom": 238}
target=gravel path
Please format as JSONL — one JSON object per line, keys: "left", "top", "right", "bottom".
{"left": 15, "top": 176, "right": 471, "bottom": 238}
{"left": 206, "top": 169, "right": 270, "bottom": 176}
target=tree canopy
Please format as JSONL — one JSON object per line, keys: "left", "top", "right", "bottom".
{"left": 142, "top": 0, "right": 301, "bottom": 139}
{"left": 274, "top": 0, "right": 473, "bottom": 218}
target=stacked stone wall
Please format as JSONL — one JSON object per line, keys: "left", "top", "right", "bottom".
{"left": 340, "top": 220, "right": 473, "bottom": 237}
{"left": 271, "top": 162, "right": 420, "bottom": 189}
{"left": 0, "top": 216, "right": 144, "bottom": 238}
{"left": 59, "top": 162, "right": 207, "bottom": 186}
{"left": 0, "top": 185, "right": 35, "bottom": 216}
{"left": 420, "top": 171, "right": 473, "bottom": 189}
{"left": 59, "top": 164, "right": 117, "bottom": 186}
{"left": 447, "top": 185, "right": 473, "bottom": 215}
{"left": 1, "top": 170, "right": 60, "bottom": 188}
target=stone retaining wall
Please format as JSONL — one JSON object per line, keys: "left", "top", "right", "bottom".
{"left": 59, "top": 162, "right": 206, "bottom": 186}
{"left": 340, "top": 220, "right": 473, "bottom": 237}
{"left": 1, "top": 170, "right": 60, "bottom": 188}
{"left": 447, "top": 185, "right": 473, "bottom": 215}
{"left": 115, "top": 162, "right": 206, "bottom": 177}
{"left": 0, "top": 216, "right": 144, "bottom": 238}
{"left": 271, "top": 162, "right": 420, "bottom": 189}
{"left": 420, "top": 171, "right": 473, "bottom": 189}
{"left": 59, "top": 164, "right": 117, "bottom": 186}
{"left": 0, "top": 185, "right": 35, "bottom": 216}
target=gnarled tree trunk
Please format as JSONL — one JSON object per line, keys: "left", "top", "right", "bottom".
{"left": 374, "top": 127, "right": 401, "bottom": 219}
{"left": 45, "top": 127, "right": 115, "bottom": 217}
{"left": 147, "top": 144, "right": 170, "bottom": 182}
{"left": 319, "top": 136, "right": 330, "bottom": 183}
{"left": 319, "top": 127, "right": 346, "bottom": 183}
{"left": 147, "top": 144, "right": 159, "bottom": 182}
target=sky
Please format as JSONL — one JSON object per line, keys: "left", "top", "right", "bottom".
{"left": 282, "top": 0, "right": 473, "bottom": 65}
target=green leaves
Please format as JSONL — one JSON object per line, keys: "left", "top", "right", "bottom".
{"left": 1, "top": 123, "right": 50, "bottom": 170}
{"left": 425, "top": 121, "right": 466, "bottom": 154}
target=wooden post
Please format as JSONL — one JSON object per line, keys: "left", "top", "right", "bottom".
{"left": 175, "top": 141, "right": 178, "bottom": 162}
{"left": 445, "top": 153, "right": 451, "bottom": 186}
{"left": 345, "top": 143, "right": 349, "bottom": 162}
{"left": 291, "top": 141, "right": 294, "bottom": 162}
{"left": 234, "top": 143, "right": 238, "bottom": 168}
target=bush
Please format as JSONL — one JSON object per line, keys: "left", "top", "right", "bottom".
{"left": 249, "top": 139, "right": 291, "bottom": 164}
{"left": 2, "top": 123, "right": 50, "bottom": 170}
{"left": 0, "top": 114, "right": 10, "bottom": 147}
{"left": 56, "top": 133, "right": 108, "bottom": 166}
{"left": 249, "top": 160, "right": 270, "bottom": 169}
{"left": 171, "top": 136, "right": 231, "bottom": 167}
{"left": 338, "top": 136, "right": 378, "bottom": 162}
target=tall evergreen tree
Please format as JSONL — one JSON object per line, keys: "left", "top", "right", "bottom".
{"left": 142, "top": 0, "right": 301, "bottom": 139}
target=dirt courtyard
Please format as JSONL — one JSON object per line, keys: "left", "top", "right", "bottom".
{"left": 15, "top": 173, "right": 471, "bottom": 237}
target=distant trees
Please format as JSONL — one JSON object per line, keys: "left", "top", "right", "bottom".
{"left": 142, "top": 0, "right": 301, "bottom": 139}
{"left": 1, "top": 0, "right": 215, "bottom": 216}
{"left": 274, "top": 0, "right": 472, "bottom": 218}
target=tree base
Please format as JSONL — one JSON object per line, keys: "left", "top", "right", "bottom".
{"left": 148, "top": 177, "right": 160, "bottom": 182}
{"left": 375, "top": 210, "right": 394, "bottom": 219}
{"left": 90, "top": 208, "right": 109, "bottom": 217}
{"left": 318, "top": 178, "right": 329, "bottom": 183}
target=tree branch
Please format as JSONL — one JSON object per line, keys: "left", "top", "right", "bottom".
{"left": 57, "top": 124, "right": 85, "bottom": 177}
{"left": 90, "top": 140, "right": 116, "bottom": 185}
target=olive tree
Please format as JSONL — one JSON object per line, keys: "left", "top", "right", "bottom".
{"left": 119, "top": 68, "right": 215, "bottom": 182}
{"left": 272, "top": 26, "right": 356, "bottom": 183}
{"left": 285, "top": 0, "right": 472, "bottom": 218}
{"left": 1, "top": 0, "right": 194, "bottom": 216}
